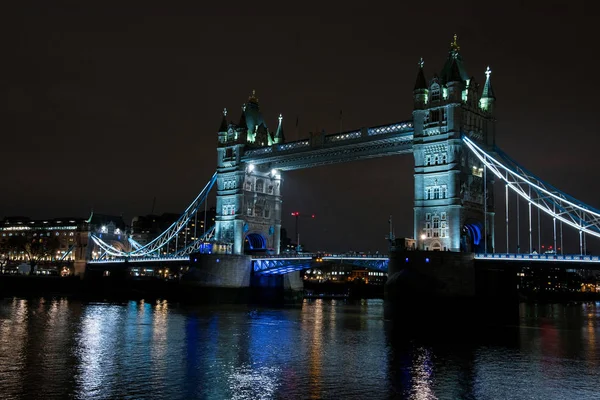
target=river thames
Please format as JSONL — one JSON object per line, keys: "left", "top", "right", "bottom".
{"left": 0, "top": 297, "right": 599, "bottom": 399}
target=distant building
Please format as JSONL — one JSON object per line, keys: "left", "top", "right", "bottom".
{"left": 0, "top": 212, "right": 127, "bottom": 274}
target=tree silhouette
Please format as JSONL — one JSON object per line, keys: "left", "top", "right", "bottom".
{"left": 6, "top": 234, "right": 61, "bottom": 275}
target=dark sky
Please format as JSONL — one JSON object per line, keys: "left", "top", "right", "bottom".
{"left": 1, "top": 1, "right": 599, "bottom": 254}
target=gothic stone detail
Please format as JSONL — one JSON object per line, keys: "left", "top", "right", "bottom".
{"left": 413, "top": 49, "right": 496, "bottom": 253}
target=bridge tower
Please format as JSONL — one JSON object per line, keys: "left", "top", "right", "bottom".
{"left": 412, "top": 35, "right": 496, "bottom": 252}
{"left": 214, "top": 91, "right": 284, "bottom": 255}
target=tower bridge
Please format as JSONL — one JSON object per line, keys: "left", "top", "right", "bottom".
{"left": 81, "top": 36, "right": 600, "bottom": 304}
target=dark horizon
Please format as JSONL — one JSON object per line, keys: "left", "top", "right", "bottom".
{"left": 2, "top": 2, "right": 599, "bottom": 254}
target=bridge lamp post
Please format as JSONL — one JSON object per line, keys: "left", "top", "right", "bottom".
{"left": 291, "top": 212, "right": 315, "bottom": 252}
{"left": 420, "top": 234, "right": 426, "bottom": 251}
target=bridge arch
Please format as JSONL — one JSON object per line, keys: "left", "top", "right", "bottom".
{"left": 429, "top": 240, "right": 442, "bottom": 251}
{"left": 461, "top": 221, "right": 483, "bottom": 253}
{"left": 244, "top": 233, "right": 267, "bottom": 252}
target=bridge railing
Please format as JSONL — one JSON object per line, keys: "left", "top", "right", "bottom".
{"left": 88, "top": 256, "right": 190, "bottom": 264}
{"left": 251, "top": 253, "right": 389, "bottom": 260}
{"left": 475, "top": 253, "right": 600, "bottom": 263}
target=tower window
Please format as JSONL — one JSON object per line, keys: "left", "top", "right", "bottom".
{"left": 255, "top": 179, "right": 264, "bottom": 193}
{"left": 431, "top": 88, "right": 440, "bottom": 101}
{"left": 430, "top": 110, "right": 440, "bottom": 123}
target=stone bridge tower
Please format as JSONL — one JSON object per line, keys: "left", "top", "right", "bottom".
{"left": 214, "top": 91, "right": 284, "bottom": 255}
{"left": 413, "top": 35, "right": 496, "bottom": 252}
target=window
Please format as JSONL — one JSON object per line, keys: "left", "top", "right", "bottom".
{"left": 433, "top": 154, "right": 439, "bottom": 165}
{"left": 425, "top": 155, "right": 431, "bottom": 166}
{"left": 431, "top": 86, "right": 440, "bottom": 101}
{"left": 441, "top": 212, "right": 446, "bottom": 220}
{"left": 441, "top": 153, "right": 447, "bottom": 164}
{"left": 264, "top": 207, "right": 270, "bottom": 219}
{"left": 222, "top": 205, "right": 235, "bottom": 215}
{"left": 432, "top": 215, "right": 441, "bottom": 238}
{"left": 255, "top": 179, "right": 264, "bottom": 193}
{"left": 426, "top": 213, "right": 431, "bottom": 221}
{"left": 430, "top": 110, "right": 440, "bottom": 122}
{"left": 433, "top": 187, "right": 440, "bottom": 199}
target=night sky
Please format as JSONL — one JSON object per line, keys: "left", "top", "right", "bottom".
{"left": 2, "top": 2, "right": 599, "bottom": 254}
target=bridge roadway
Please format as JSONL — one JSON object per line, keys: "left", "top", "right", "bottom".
{"left": 86, "top": 252, "right": 600, "bottom": 274}
{"left": 87, "top": 253, "right": 391, "bottom": 275}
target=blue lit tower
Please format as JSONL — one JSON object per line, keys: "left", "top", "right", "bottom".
{"left": 214, "top": 91, "right": 284, "bottom": 255}
{"left": 412, "top": 35, "right": 496, "bottom": 252}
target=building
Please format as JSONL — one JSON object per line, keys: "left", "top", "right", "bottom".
{"left": 412, "top": 35, "right": 496, "bottom": 253}
{"left": 0, "top": 212, "right": 127, "bottom": 275}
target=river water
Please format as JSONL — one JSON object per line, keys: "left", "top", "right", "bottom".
{"left": 0, "top": 298, "right": 599, "bottom": 400}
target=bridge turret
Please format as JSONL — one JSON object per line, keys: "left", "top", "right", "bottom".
{"left": 479, "top": 66, "right": 496, "bottom": 114}
{"left": 273, "top": 114, "right": 285, "bottom": 144}
{"left": 413, "top": 58, "right": 428, "bottom": 110}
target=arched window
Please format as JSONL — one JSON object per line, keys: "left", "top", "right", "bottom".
{"left": 433, "top": 187, "right": 440, "bottom": 199}
{"left": 255, "top": 179, "right": 264, "bottom": 193}
{"left": 430, "top": 84, "right": 440, "bottom": 101}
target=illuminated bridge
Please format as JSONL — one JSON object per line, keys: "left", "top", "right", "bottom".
{"left": 83, "top": 38, "right": 600, "bottom": 290}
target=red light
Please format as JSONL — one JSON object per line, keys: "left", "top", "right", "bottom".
{"left": 291, "top": 212, "right": 299, "bottom": 216}
{"left": 311, "top": 214, "right": 315, "bottom": 218}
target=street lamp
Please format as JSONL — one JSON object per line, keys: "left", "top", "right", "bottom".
{"left": 420, "top": 234, "right": 426, "bottom": 251}
{"left": 291, "top": 211, "right": 315, "bottom": 252}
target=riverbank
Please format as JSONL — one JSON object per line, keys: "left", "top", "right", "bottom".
{"left": 1, "top": 275, "right": 599, "bottom": 304}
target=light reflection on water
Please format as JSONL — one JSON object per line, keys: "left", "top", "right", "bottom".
{"left": 0, "top": 298, "right": 599, "bottom": 399}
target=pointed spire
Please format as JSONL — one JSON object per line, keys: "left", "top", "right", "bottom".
{"left": 219, "top": 108, "right": 228, "bottom": 132}
{"left": 448, "top": 58, "right": 463, "bottom": 83}
{"left": 413, "top": 57, "right": 427, "bottom": 91}
{"left": 481, "top": 66, "right": 495, "bottom": 99}
{"left": 274, "top": 113, "right": 285, "bottom": 143}
{"left": 238, "top": 104, "right": 247, "bottom": 127}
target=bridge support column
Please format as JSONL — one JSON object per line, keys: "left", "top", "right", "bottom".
{"left": 251, "top": 271, "right": 304, "bottom": 305}
{"left": 183, "top": 253, "right": 252, "bottom": 303}
{"left": 385, "top": 249, "right": 518, "bottom": 325}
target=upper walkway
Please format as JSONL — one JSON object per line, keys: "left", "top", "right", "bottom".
{"left": 241, "top": 121, "right": 414, "bottom": 170}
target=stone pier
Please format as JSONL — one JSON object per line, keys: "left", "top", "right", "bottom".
{"left": 384, "top": 250, "right": 518, "bottom": 325}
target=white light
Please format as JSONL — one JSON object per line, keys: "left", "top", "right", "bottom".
{"left": 271, "top": 169, "right": 277, "bottom": 176}
{"left": 248, "top": 164, "right": 255, "bottom": 172}
{"left": 420, "top": 234, "right": 426, "bottom": 240}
